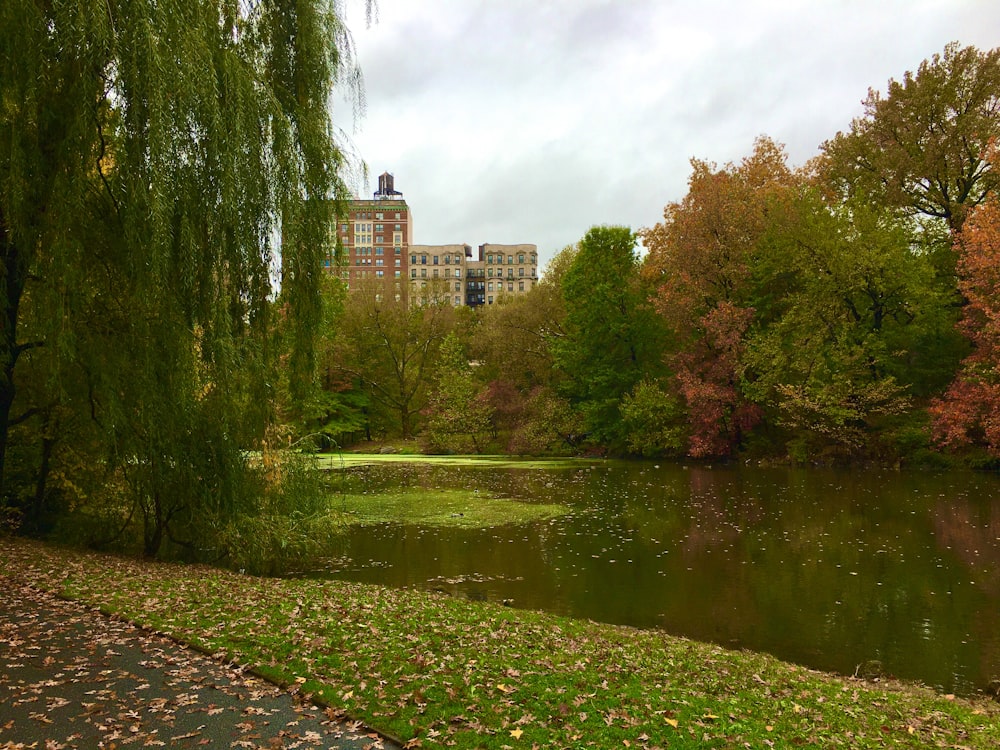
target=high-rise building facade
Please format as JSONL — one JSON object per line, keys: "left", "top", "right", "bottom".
{"left": 407, "top": 243, "right": 538, "bottom": 307}
{"left": 329, "top": 172, "right": 412, "bottom": 298}
{"left": 471, "top": 243, "right": 538, "bottom": 307}
{"left": 330, "top": 173, "right": 538, "bottom": 307}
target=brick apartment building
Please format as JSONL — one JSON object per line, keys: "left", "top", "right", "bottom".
{"left": 329, "top": 172, "right": 412, "bottom": 298}
{"left": 331, "top": 173, "right": 537, "bottom": 307}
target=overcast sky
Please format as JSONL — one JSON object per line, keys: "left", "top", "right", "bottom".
{"left": 336, "top": 0, "right": 1000, "bottom": 270}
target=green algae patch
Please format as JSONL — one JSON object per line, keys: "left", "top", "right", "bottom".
{"left": 334, "top": 487, "right": 567, "bottom": 527}
{"left": 318, "top": 453, "right": 585, "bottom": 470}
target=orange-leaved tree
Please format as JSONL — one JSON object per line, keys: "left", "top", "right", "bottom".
{"left": 641, "top": 137, "right": 797, "bottom": 457}
{"left": 930, "top": 194, "right": 1000, "bottom": 457}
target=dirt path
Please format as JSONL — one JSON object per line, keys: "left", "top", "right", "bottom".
{"left": 0, "top": 577, "right": 398, "bottom": 749}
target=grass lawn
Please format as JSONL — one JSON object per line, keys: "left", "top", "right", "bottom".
{"left": 317, "top": 453, "right": 587, "bottom": 470}
{"left": 2, "top": 536, "right": 998, "bottom": 748}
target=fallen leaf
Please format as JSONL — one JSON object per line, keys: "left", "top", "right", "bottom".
{"left": 665, "top": 718, "right": 678, "bottom": 728}
{"left": 510, "top": 728, "right": 524, "bottom": 740}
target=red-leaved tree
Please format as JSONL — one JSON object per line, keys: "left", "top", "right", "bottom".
{"left": 641, "top": 137, "right": 793, "bottom": 457}
{"left": 930, "top": 197, "right": 1000, "bottom": 456}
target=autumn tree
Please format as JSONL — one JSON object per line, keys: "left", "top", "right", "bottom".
{"left": 1, "top": 0, "right": 364, "bottom": 554}
{"left": 821, "top": 43, "right": 1000, "bottom": 237}
{"left": 642, "top": 137, "right": 795, "bottom": 457}
{"left": 930, "top": 196, "right": 1000, "bottom": 458}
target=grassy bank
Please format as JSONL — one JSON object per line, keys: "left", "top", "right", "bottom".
{"left": 2, "top": 536, "right": 997, "bottom": 748}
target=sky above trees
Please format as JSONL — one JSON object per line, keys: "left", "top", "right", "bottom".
{"left": 341, "top": 0, "right": 1000, "bottom": 269}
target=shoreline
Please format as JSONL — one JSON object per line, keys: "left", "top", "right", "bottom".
{"left": 2, "top": 536, "right": 998, "bottom": 748}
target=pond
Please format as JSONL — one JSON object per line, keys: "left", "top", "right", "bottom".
{"left": 313, "top": 460, "right": 1000, "bottom": 696}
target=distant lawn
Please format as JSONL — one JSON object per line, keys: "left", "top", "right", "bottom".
{"left": 331, "top": 487, "right": 568, "bottom": 528}
{"left": 317, "top": 453, "right": 586, "bottom": 470}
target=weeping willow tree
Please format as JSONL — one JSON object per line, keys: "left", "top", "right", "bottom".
{"left": 0, "top": 0, "right": 367, "bottom": 556}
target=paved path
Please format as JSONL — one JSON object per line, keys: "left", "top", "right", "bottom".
{"left": 0, "top": 578, "right": 400, "bottom": 749}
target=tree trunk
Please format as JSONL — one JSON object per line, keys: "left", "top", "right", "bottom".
{"left": 0, "top": 223, "right": 28, "bottom": 501}
{"left": 29, "top": 413, "right": 57, "bottom": 531}
{"left": 143, "top": 492, "right": 164, "bottom": 557}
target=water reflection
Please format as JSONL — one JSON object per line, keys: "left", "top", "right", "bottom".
{"left": 314, "top": 462, "right": 1000, "bottom": 695}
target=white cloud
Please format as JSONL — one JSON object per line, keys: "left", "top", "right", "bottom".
{"left": 338, "top": 0, "right": 1000, "bottom": 270}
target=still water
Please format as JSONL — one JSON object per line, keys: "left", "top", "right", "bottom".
{"left": 317, "top": 461, "right": 1000, "bottom": 695}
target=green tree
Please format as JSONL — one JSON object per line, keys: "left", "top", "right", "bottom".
{"left": 744, "top": 188, "right": 961, "bottom": 460}
{"left": 553, "top": 226, "right": 663, "bottom": 450}
{"left": 423, "top": 332, "right": 493, "bottom": 453}
{"left": 821, "top": 43, "right": 1000, "bottom": 236}
{"left": 335, "top": 278, "right": 456, "bottom": 439}
{"left": 620, "top": 379, "right": 685, "bottom": 458}
{"left": 1, "top": 0, "right": 363, "bottom": 554}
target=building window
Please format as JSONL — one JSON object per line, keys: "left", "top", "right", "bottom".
{"left": 375, "top": 224, "right": 383, "bottom": 231}
{"left": 410, "top": 255, "right": 416, "bottom": 264}
{"left": 395, "top": 259, "right": 401, "bottom": 267}
{"left": 395, "top": 247, "right": 401, "bottom": 255}
{"left": 519, "top": 254, "right": 525, "bottom": 263}
{"left": 487, "top": 281, "right": 493, "bottom": 291}
{"left": 455, "top": 282, "right": 461, "bottom": 291}
{"left": 519, "top": 281, "right": 524, "bottom": 291}
{"left": 394, "top": 224, "right": 401, "bottom": 231}
{"left": 519, "top": 267, "right": 524, "bottom": 277}
{"left": 507, "top": 268, "right": 513, "bottom": 278}
{"left": 411, "top": 269, "right": 416, "bottom": 278}
{"left": 375, "top": 212, "right": 383, "bottom": 220}
{"left": 395, "top": 270, "right": 401, "bottom": 278}
{"left": 488, "top": 268, "right": 493, "bottom": 278}
{"left": 508, "top": 282, "right": 514, "bottom": 291}
{"left": 454, "top": 296, "right": 460, "bottom": 306}
{"left": 376, "top": 270, "right": 384, "bottom": 278}
{"left": 444, "top": 255, "right": 450, "bottom": 264}
{"left": 496, "top": 255, "right": 502, "bottom": 264}
{"left": 376, "top": 247, "right": 384, "bottom": 255}
{"left": 508, "top": 255, "right": 513, "bottom": 264}
{"left": 421, "top": 255, "right": 427, "bottom": 264}
{"left": 421, "top": 268, "right": 427, "bottom": 278}
{"left": 433, "top": 255, "right": 439, "bottom": 265}
{"left": 487, "top": 254, "right": 493, "bottom": 264}
{"left": 488, "top": 296, "right": 493, "bottom": 304}
{"left": 433, "top": 269, "right": 439, "bottom": 278}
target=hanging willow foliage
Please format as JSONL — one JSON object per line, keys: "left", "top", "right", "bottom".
{"left": 0, "top": 0, "right": 368, "bottom": 555}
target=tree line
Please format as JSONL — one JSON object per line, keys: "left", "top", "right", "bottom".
{"left": 316, "top": 43, "right": 1000, "bottom": 468}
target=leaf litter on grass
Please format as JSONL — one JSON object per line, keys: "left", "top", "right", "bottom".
{"left": 2, "top": 537, "right": 998, "bottom": 749}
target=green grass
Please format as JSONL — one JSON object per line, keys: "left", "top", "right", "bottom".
{"left": 333, "top": 487, "right": 568, "bottom": 527}
{"left": 318, "top": 453, "right": 588, "bottom": 470}
{"left": 2, "top": 537, "right": 998, "bottom": 748}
